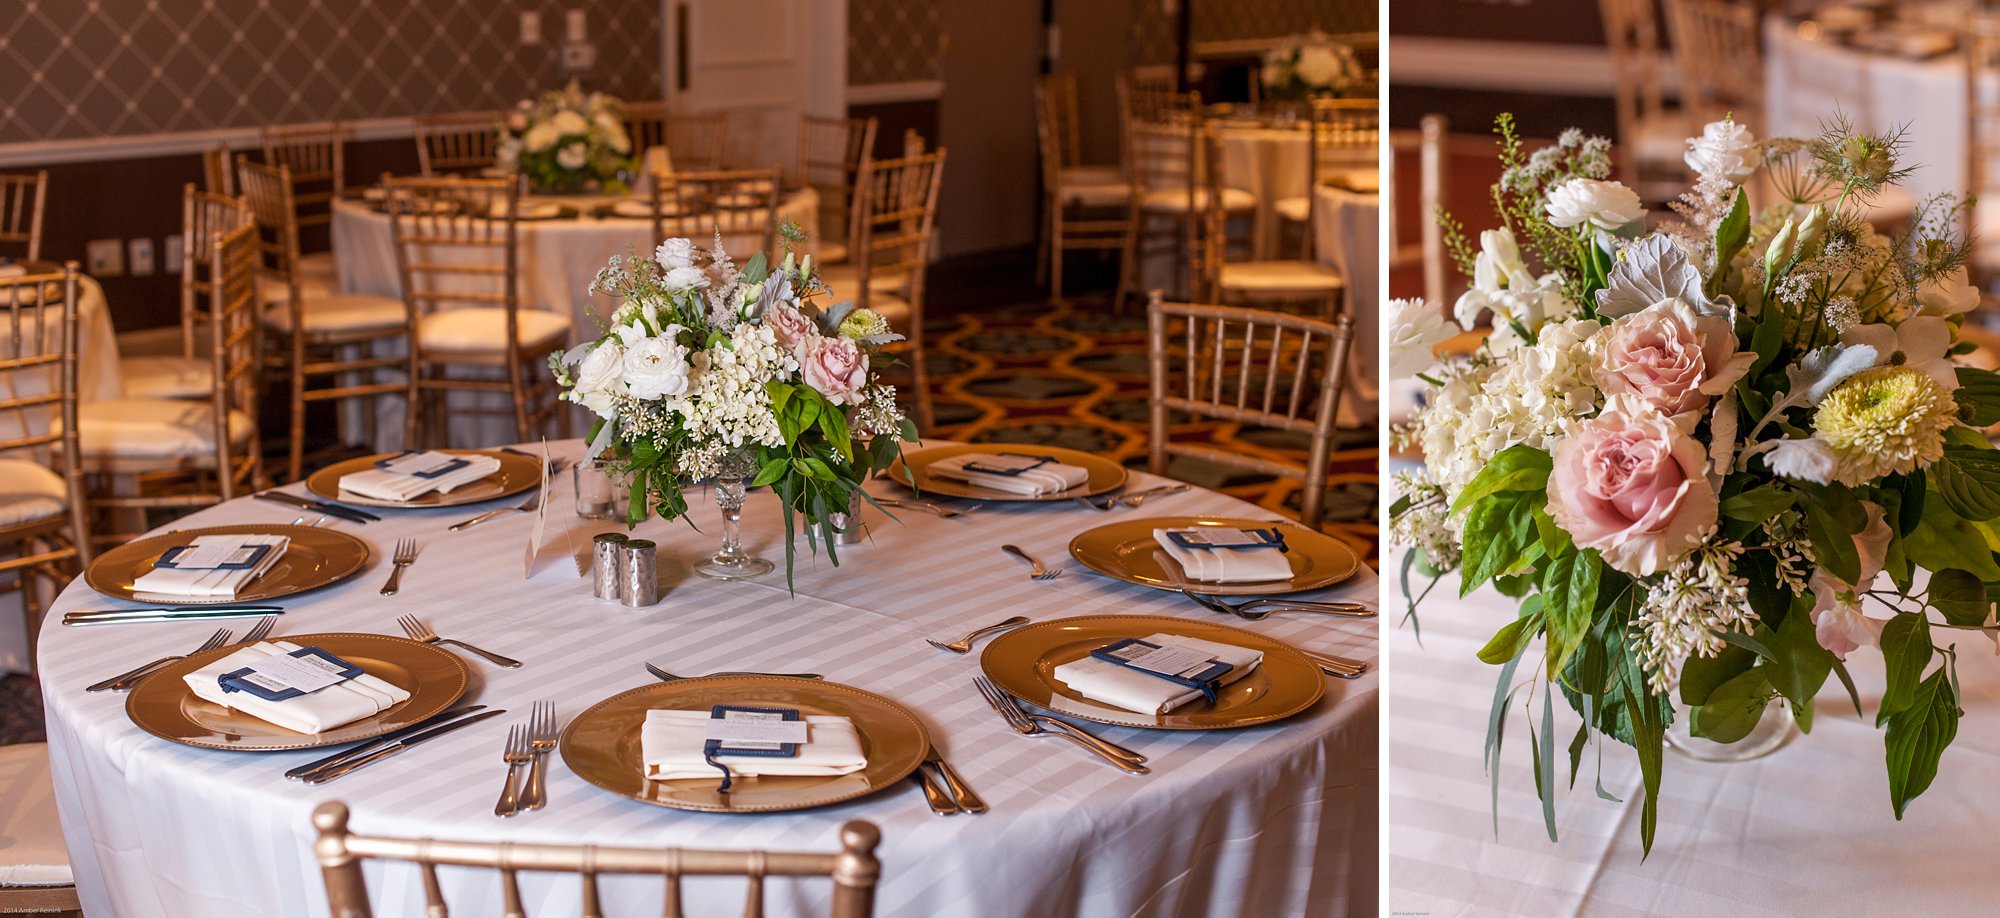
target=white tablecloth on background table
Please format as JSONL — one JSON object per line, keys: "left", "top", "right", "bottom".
{"left": 39, "top": 440, "right": 1378, "bottom": 917}
{"left": 1316, "top": 185, "right": 1379, "bottom": 422}
{"left": 328, "top": 190, "right": 818, "bottom": 451}
{"left": 1386, "top": 554, "right": 2000, "bottom": 916}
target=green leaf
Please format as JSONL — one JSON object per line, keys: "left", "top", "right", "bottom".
{"left": 1954, "top": 366, "right": 2000, "bottom": 426}
{"left": 1620, "top": 671, "right": 1666, "bottom": 859}
{"left": 750, "top": 457, "right": 789, "bottom": 488}
{"left": 1930, "top": 447, "right": 2000, "bottom": 521}
{"left": 1711, "top": 188, "right": 1750, "bottom": 284}
{"left": 1877, "top": 613, "right": 1933, "bottom": 726}
{"left": 1483, "top": 652, "right": 1524, "bottom": 838}
{"left": 1898, "top": 470, "right": 1927, "bottom": 536}
{"left": 1885, "top": 668, "right": 1960, "bottom": 819}
{"left": 1477, "top": 606, "right": 1545, "bottom": 665}
{"left": 1926, "top": 569, "right": 1989, "bottom": 627}
{"left": 1449, "top": 445, "right": 1552, "bottom": 516}
{"left": 1906, "top": 499, "right": 2000, "bottom": 580}
{"left": 741, "top": 250, "right": 770, "bottom": 287}
{"left": 1678, "top": 644, "right": 1757, "bottom": 706}
{"left": 1802, "top": 500, "right": 1860, "bottom": 585}
{"left": 1533, "top": 684, "right": 1558, "bottom": 842}
{"left": 1540, "top": 550, "right": 1601, "bottom": 678}
{"left": 1748, "top": 306, "right": 1787, "bottom": 378}
{"left": 819, "top": 402, "right": 853, "bottom": 461}
{"left": 1459, "top": 491, "right": 1541, "bottom": 596}
{"left": 1760, "top": 592, "right": 1836, "bottom": 710}
{"left": 1690, "top": 668, "right": 1772, "bottom": 744}
{"left": 1721, "top": 485, "right": 1796, "bottom": 521}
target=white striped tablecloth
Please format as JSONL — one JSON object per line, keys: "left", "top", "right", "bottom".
{"left": 38, "top": 441, "right": 1378, "bottom": 918}
{"left": 1387, "top": 552, "right": 2000, "bottom": 917}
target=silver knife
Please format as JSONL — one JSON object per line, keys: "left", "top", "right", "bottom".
{"left": 255, "top": 491, "right": 378, "bottom": 523}
{"left": 301, "top": 709, "right": 508, "bottom": 784}
{"left": 923, "top": 748, "right": 987, "bottom": 815}
{"left": 287, "top": 704, "right": 489, "bottom": 780}
{"left": 64, "top": 608, "right": 284, "bottom": 626}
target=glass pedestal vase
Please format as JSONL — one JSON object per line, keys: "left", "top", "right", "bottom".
{"left": 1666, "top": 694, "right": 1797, "bottom": 763}
{"left": 694, "top": 453, "right": 774, "bottom": 581}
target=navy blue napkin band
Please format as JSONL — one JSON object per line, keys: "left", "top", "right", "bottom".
{"left": 218, "top": 646, "right": 363, "bottom": 701}
{"left": 963, "top": 452, "right": 1060, "bottom": 476}
{"left": 156, "top": 542, "right": 275, "bottom": 571}
{"left": 1164, "top": 527, "right": 1289, "bottom": 552}
{"left": 1089, "top": 638, "right": 1233, "bottom": 704}
{"left": 702, "top": 705, "right": 802, "bottom": 794}
{"left": 375, "top": 450, "right": 472, "bottom": 479}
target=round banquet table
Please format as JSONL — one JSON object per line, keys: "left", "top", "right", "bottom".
{"left": 1385, "top": 554, "right": 2000, "bottom": 916}
{"left": 38, "top": 439, "right": 1378, "bottom": 918}
{"left": 1314, "top": 185, "right": 1379, "bottom": 422}
{"left": 328, "top": 189, "right": 818, "bottom": 452}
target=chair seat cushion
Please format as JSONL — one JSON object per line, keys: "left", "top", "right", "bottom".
{"left": 1139, "top": 186, "right": 1257, "bottom": 214}
{"left": 61, "top": 398, "right": 254, "bottom": 462}
{"left": 120, "top": 355, "right": 213, "bottom": 400}
{"left": 0, "top": 459, "right": 66, "bottom": 527}
{"left": 1064, "top": 165, "right": 1125, "bottom": 186}
{"left": 1219, "top": 260, "right": 1344, "bottom": 294}
{"left": 296, "top": 250, "right": 337, "bottom": 280}
{"left": 0, "top": 744, "right": 71, "bottom": 887}
{"left": 817, "top": 265, "right": 908, "bottom": 300}
{"left": 265, "top": 293, "right": 408, "bottom": 334}
{"left": 1272, "top": 195, "right": 1309, "bottom": 223}
{"left": 416, "top": 308, "right": 573, "bottom": 354}
{"left": 1058, "top": 177, "right": 1131, "bottom": 207}
{"left": 1629, "top": 111, "right": 1691, "bottom": 165}
{"left": 259, "top": 273, "right": 335, "bottom": 308}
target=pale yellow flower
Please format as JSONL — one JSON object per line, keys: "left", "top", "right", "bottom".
{"left": 1814, "top": 365, "right": 1956, "bottom": 484}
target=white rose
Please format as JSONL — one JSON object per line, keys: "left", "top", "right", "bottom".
{"left": 550, "top": 110, "right": 589, "bottom": 137}
{"left": 556, "top": 142, "right": 587, "bottom": 171}
{"left": 1295, "top": 46, "right": 1341, "bottom": 88}
{"left": 1916, "top": 265, "right": 1980, "bottom": 316}
{"left": 662, "top": 265, "right": 709, "bottom": 292}
{"left": 620, "top": 329, "right": 696, "bottom": 400}
{"left": 522, "top": 122, "right": 560, "bottom": 153}
{"left": 1388, "top": 298, "right": 1454, "bottom": 378}
{"left": 571, "top": 340, "right": 626, "bottom": 418}
{"left": 1545, "top": 178, "right": 1645, "bottom": 232}
{"left": 1684, "top": 118, "right": 1757, "bottom": 184}
{"left": 655, "top": 238, "right": 696, "bottom": 270}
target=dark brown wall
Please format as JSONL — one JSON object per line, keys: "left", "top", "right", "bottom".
{"left": 1390, "top": 0, "right": 1607, "bottom": 45}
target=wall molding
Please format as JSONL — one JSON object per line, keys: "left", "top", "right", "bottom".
{"left": 846, "top": 80, "right": 945, "bottom": 105}
{"left": 1390, "top": 36, "right": 1672, "bottom": 97}
{"left": 0, "top": 117, "right": 423, "bottom": 169}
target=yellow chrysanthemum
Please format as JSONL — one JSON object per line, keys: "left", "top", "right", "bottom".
{"left": 1814, "top": 365, "right": 1956, "bottom": 485}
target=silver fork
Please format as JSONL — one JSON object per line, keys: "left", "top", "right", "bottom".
{"left": 875, "top": 497, "right": 973, "bottom": 519}
{"left": 926, "top": 615, "right": 1030, "bottom": 654}
{"left": 89, "top": 627, "right": 234, "bottom": 692}
{"left": 397, "top": 614, "right": 523, "bottom": 668}
{"left": 1117, "top": 484, "right": 1190, "bottom": 507}
{"left": 494, "top": 725, "right": 529, "bottom": 817}
{"left": 972, "top": 676, "right": 1149, "bottom": 774}
{"left": 520, "top": 701, "right": 556, "bottom": 811}
{"left": 1000, "top": 544, "right": 1061, "bottom": 580}
{"left": 646, "top": 662, "right": 821, "bottom": 681}
{"left": 1178, "top": 590, "right": 1375, "bottom": 621}
{"left": 234, "top": 616, "right": 278, "bottom": 645}
{"left": 379, "top": 539, "right": 420, "bottom": 595}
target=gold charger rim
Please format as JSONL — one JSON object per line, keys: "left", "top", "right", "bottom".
{"left": 122, "top": 631, "right": 470, "bottom": 751}
{"left": 304, "top": 449, "right": 540, "bottom": 509}
{"left": 1067, "top": 515, "right": 1361, "bottom": 595}
{"left": 978, "top": 614, "right": 1325, "bottom": 730}
{"left": 83, "top": 523, "right": 372, "bottom": 604}
{"left": 558, "top": 676, "right": 931, "bottom": 813}
{"left": 890, "top": 443, "right": 1128, "bottom": 502}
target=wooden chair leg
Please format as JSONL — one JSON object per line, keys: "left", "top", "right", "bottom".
{"left": 405, "top": 362, "right": 423, "bottom": 451}
{"left": 289, "top": 337, "right": 308, "bottom": 483}
{"left": 1050, "top": 205, "right": 1066, "bottom": 305}
{"left": 1035, "top": 196, "right": 1051, "bottom": 288}
{"left": 1116, "top": 209, "right": 1142, "bottom": 314}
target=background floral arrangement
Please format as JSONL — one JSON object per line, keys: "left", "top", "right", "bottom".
{"left": 498, "top": 82, "right": 635, "bottom": 194}
{"left": 1390, "top": 113, "right": 1997, "bottom": 854}
{"left": 1260, "top": 31, "right": 1365, "bottom": 100}
{"left": 550, "top": 228, "right": 918, "bottom": 582}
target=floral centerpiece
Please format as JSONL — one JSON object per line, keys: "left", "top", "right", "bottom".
{"left": 1260, "top": 31, "right": 1366, "bottom": 100}
{"left": 498, "top": 82, "right": 635, "bottom": 194}
{"left": 1390, "top": 114, "right": 1996, "bottom": 854}
{"left": 549, "top": 227, "right": 917, "bottom": 585}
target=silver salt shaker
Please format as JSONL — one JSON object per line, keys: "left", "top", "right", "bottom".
{"left": 618, "top": 539, "right": 659, "bottom": 607}
{"left": 591, "top": 533, "right": 629, "bottom": 601}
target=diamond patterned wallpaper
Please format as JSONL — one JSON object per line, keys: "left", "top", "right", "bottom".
{"left": 1129, "top": 0, "right": 1379, "bottom": 65}
{"left": 849, "top": 0, "right": 941, "bottom": 86}
{"left": 0, "top": 0, "right": 661, "bottom": 145}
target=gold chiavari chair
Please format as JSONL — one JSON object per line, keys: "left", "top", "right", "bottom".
{"left": 1118, "top": 90, "right": 1259, "bottom": 306}
{"left": 240, "top": 160, "right": 409, "bottom": 481}
{"left": 311, "top": 802, "right": 881, "bottom": 918}
{"left": 387, "top": 176, "right": 572, "bottom": 448}
{"left": 1273, "top": 99, "right": 1378, "bottom": 258}
{"left": 202, "top": 142, "right": 234, "bottom": 196}
{"left": 797, "top": 114, "right": 878, "bottom": 265}
{"left": 0, "top": 171, "right": 48, "bottom": 261}
{"left": 119, "top": 185, "right": 253, "bottom": 401}
{"left": 626, "top": 103, "right": 728, "bottom": 170}
{"left": 0, "top": 263, "right": 90, "bottom": 666}
{"left": 69, "top": 224, "right": 264, "bottom": 547}
{"left": 1387, "top": 114, "right": 1449, "bottom": 307}
{"left": 415, "top": 111, "right": 506, "bottom": 176}
{"left": 1146, "top": 292, "right": 1354, "bottom": 528}
{"left": 647, "top": 167, "right": 782, "bottom": 256}
{"left": 1197, "top": 129, "right": 1343, "bottom": 317}
{"left": 1662, "top": 0, "right": 1763, "bottom": 128}
{"left": 261, "top": 121, "right": 347, "bottom": 283}
{"left": 1035, "top": 74, "right": 1131, "bottom": 303}
{"left": 1600, "top": 0, "right": 1691, "bottom": 199}
{"left": 1967, "top": 15, "right": 2000, "bottom": 282}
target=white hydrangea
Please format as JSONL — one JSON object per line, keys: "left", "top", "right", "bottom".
{"left": 680, "top": 323, "right": 796, "bottom": 448}
{"left": 1417, "top": 317, "right": 1605, "bottom": 503}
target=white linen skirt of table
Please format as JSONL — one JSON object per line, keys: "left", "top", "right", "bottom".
{"left": 328, "top": 191, "right": 818, "bottom": 451}
{"left": 1386, "top": 555, "right": 2000, "bottom": 916}
{"left": 1, "top": 273, "right": 117, "bottom": 673}
{"left": 1314, "top": 185, "right": 1379, "bottom": 423}
{"left": 39, "top": 440, "right": 1378, "bottom": 917}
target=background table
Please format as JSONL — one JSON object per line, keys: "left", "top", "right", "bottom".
{"left": 1385, "top": 555, "right": 2000, "bottom": 916}
{"left": 1315, "top": 185, "right": 1379, "bottom": 422}
{"left": 39, "top": 441, "right": 1378, "bottom": 917}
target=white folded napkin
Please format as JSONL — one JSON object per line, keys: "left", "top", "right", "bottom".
{"left": 132, "top": 535, "right": 289, "bottom": 597}
{"left": 0, "top": 262, "right": 24, "bottom": 279}
{"left": 1154, "top": 528, "right": 1294, "bottom": 584}
{"left": 494, "top": 201, "right": 562, "bottom": 220}
{"left": 183, "top": 641, "right": 411, "bottom": 734}
{"left": 337, "top": 451, "right": 502, "bottom": 502}
{"left": 927, "top": 453, "right": 1090, "bottom": 496}
{"left": 640, "top": 710, "right": 867, "bottom": 781}
{"left": 1053, "top": 633, "right": 1263, "bottom": 715}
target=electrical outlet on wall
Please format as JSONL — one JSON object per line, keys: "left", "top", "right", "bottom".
{"left": 164, "top": 234, "right": 184, "bottom": 274}
{"left": 520, "top": 11, "right": 540, "bottom": 45}
{"left": 86, "top": 239, "right": 123, "bottom": 277}
{"left": 128, "top": 238, "right": 155, "bottom": 277}
{"left": 561, "top": 42, "right": 596, "bottom": 71}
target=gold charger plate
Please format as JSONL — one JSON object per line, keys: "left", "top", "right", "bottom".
{"left": 1069, "top": 515, "right": 1361, "bottom": 596}
{"left": 979, "top": 615, "right": 1324, "bottom": 730}
{"left": 889, "top": 444, "right": 1128, "bottom": 501}
{"left": 85, "top": 524, "right": 370, "bottom": 604}
{"left": 305, "top": 449, "right": 540, "bottom": 509}
{"left": 560, "top": 676, "right": 930, "bottom": 813}
{"left": 124, "top": 632, "right": 469, "bottom": 751}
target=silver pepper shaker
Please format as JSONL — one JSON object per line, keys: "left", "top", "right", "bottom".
{"left": 829, "top": 490, "right": 866, "bottom": 546}
{"left": 618, "top": 538, "right": 659, "bottom": 607}
{"left": 591, "top": 533, "right": 629, "bottom": 601}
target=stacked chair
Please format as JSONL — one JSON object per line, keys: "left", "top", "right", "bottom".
{"left": 1034, "top": 74, "right": 1131, "bottom": 303}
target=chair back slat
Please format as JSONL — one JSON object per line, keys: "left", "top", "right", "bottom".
{"left": 0, "top": 171, "right": 47, "bottom": 261}
{"left": 181, "top": 184, "right": 253, "bottom": 359}
{"left": 260, "top": 122, "right": 346, "bottom": 230}
{"left": 416, "top": 112, "right": 505, "bottom": 176}
{"left": 647, "top": 167, "right": 782, "bottom": 255}
{"left": 208, "top": 220, "right": 263, "bottom": 500}
{"left": 849, "top": 151, "right": 946, "bottom": 312}
{"left": 1386, "top": 114, "right": 1448, "bottom": 305}
{"left": 1146, "top": 292, "right": 1354, "bottom": 527}
{"left": 310, "top": 803, "right": 879, "bottom": 918}
{"left": 1662, "top": 0, "right": 1763, "bottom": 125}
{"left": 798, "top": 115, "right": 877, "bottom": 253}
{"left": 1600, "top": 0, "right": 1669, "bottom": 146}
{"left": 202, "top": 143, "right": 234, "bottom": 196}
{"left": 0, "top": 263, "right": 92, "bottom": 566}
{"left": 237, "top": 158, "right": 305, "bottom": 282}
{"left": 627, "top": 103, "right": 728, "bottom": 170}
{"left": 384, "top": 176, "right": 521, "bottom": 318}
{"left": 1967, "top": 16, "right": 2000, "bottom": 249}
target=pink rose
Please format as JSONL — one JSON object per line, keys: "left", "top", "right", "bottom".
{"left": 1594, "top": 299, "right": 1753, "bottom": 417}
{"left": 764, "top": 302, "right": 817, "bottom": 350}
{"left": 1546, "top": 401, "right": 1718, "bottom": 576}
{"left": 799, "top": 335, "right": 868, "bottom": 405}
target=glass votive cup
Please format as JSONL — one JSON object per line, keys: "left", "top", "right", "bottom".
{"left": 574, "top": 458, "right": 617, "bottom": 519}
